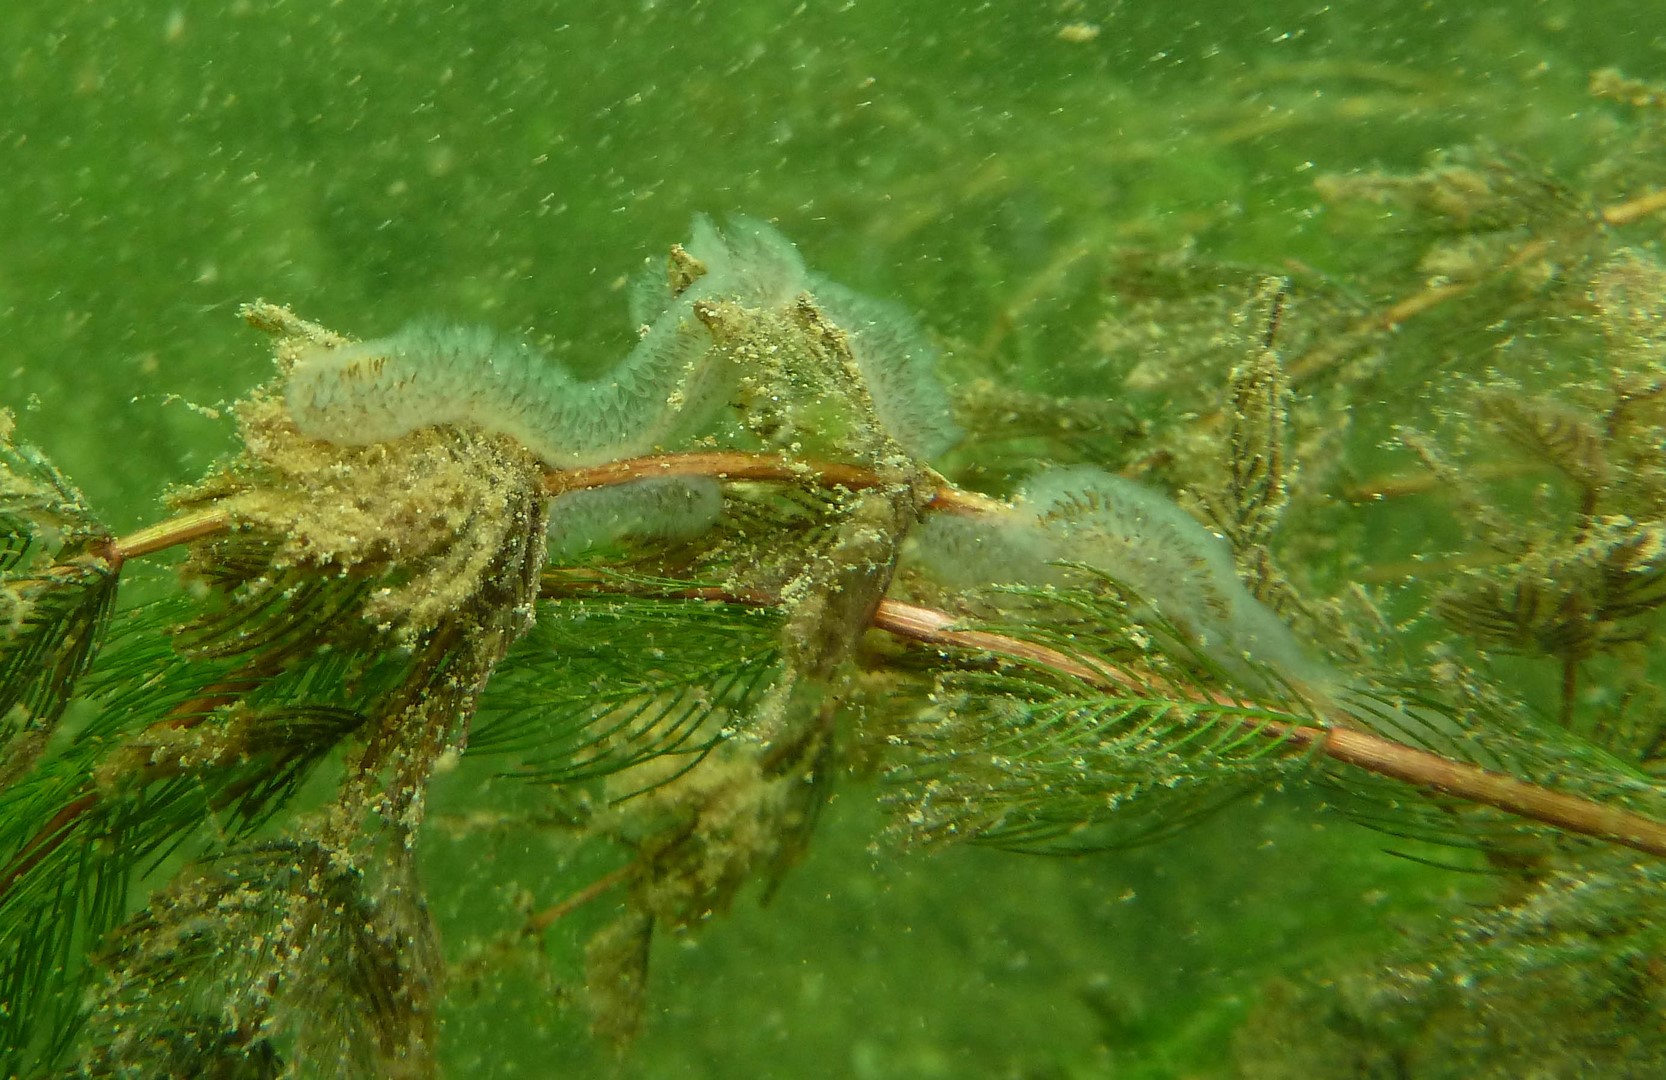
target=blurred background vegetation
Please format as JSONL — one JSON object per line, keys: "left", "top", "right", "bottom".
{"left": 3, "top": 1, "right": 1663, "bottom": 1075}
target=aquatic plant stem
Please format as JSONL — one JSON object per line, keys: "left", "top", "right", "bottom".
{"left": 1277, "top": 188, "right": 1666, "bottom": 388}
{"left": 0, "top": 660, "right": 292, "bottom": 905}
{"left": 110, "top": 506, "right": 233, "bottom": 563}
{"left": 543, "top": 450, "right": 1001, "bottom": 516}
{"left": 872, "top": 599, "right": 1666, "bottom": 860}
{"left": 109, "top": 452, "right": 1666, "bottom": 859}
{"left": 0, "top": 794, "right": 97, "bottom": 901}
{"left": 525, "top": 858, "right": 644, "bottom": 936}
{"left": 1602, "top": 187, "right": 1666, "bottom": 227}
{"left": 104, "top": 451, "right": 1002, "bottom": 566}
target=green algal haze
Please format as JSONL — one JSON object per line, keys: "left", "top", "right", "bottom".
{"left": 4, "top": 3, "right": 1666, "bottom": 1078}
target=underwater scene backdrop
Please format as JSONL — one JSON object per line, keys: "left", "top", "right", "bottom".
{"left": 2, "top": 2, "right": 1665, "bottom": 1077}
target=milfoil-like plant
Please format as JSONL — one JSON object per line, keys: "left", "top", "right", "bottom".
{"left": 4, "top": 197, "right": 1666, "bottom": 1077}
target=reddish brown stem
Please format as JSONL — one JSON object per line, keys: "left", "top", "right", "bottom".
{"left": 111, "top": 506, "right": 230, "bottom": 562}
{"left": 543, "top": 451, "right": 1002, "bottom": 516}
{"left": 534, "top": 576, "right": 1666, "bottom": 858}
{"left": 524, "top": 860, "right": 639, "bottom": 936}
{"left": 108, "top": 452, "right": 1004, "bottom": 569}
{"left": 0, "top": 794, "right": 98, "bottom": 900}
{"left": 105, "top": 451, "right": 1666, "bottom": 859}
{"left": 872, "top": 599, "right": 1666, "bottom": 859}
{"left": 1290, "top": 725, "right": 1666, "bottom": 857}
{"left": 0, "top": 653, "right": 293, "bottom": 905}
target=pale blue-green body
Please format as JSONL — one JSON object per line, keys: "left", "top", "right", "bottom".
{"left": 285, "top": 217, "right": 960, "bottom": 468}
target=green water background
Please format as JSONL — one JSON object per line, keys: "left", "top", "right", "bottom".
{"left": 2, "top": 2, "right": 1661, "bottom": 1075}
